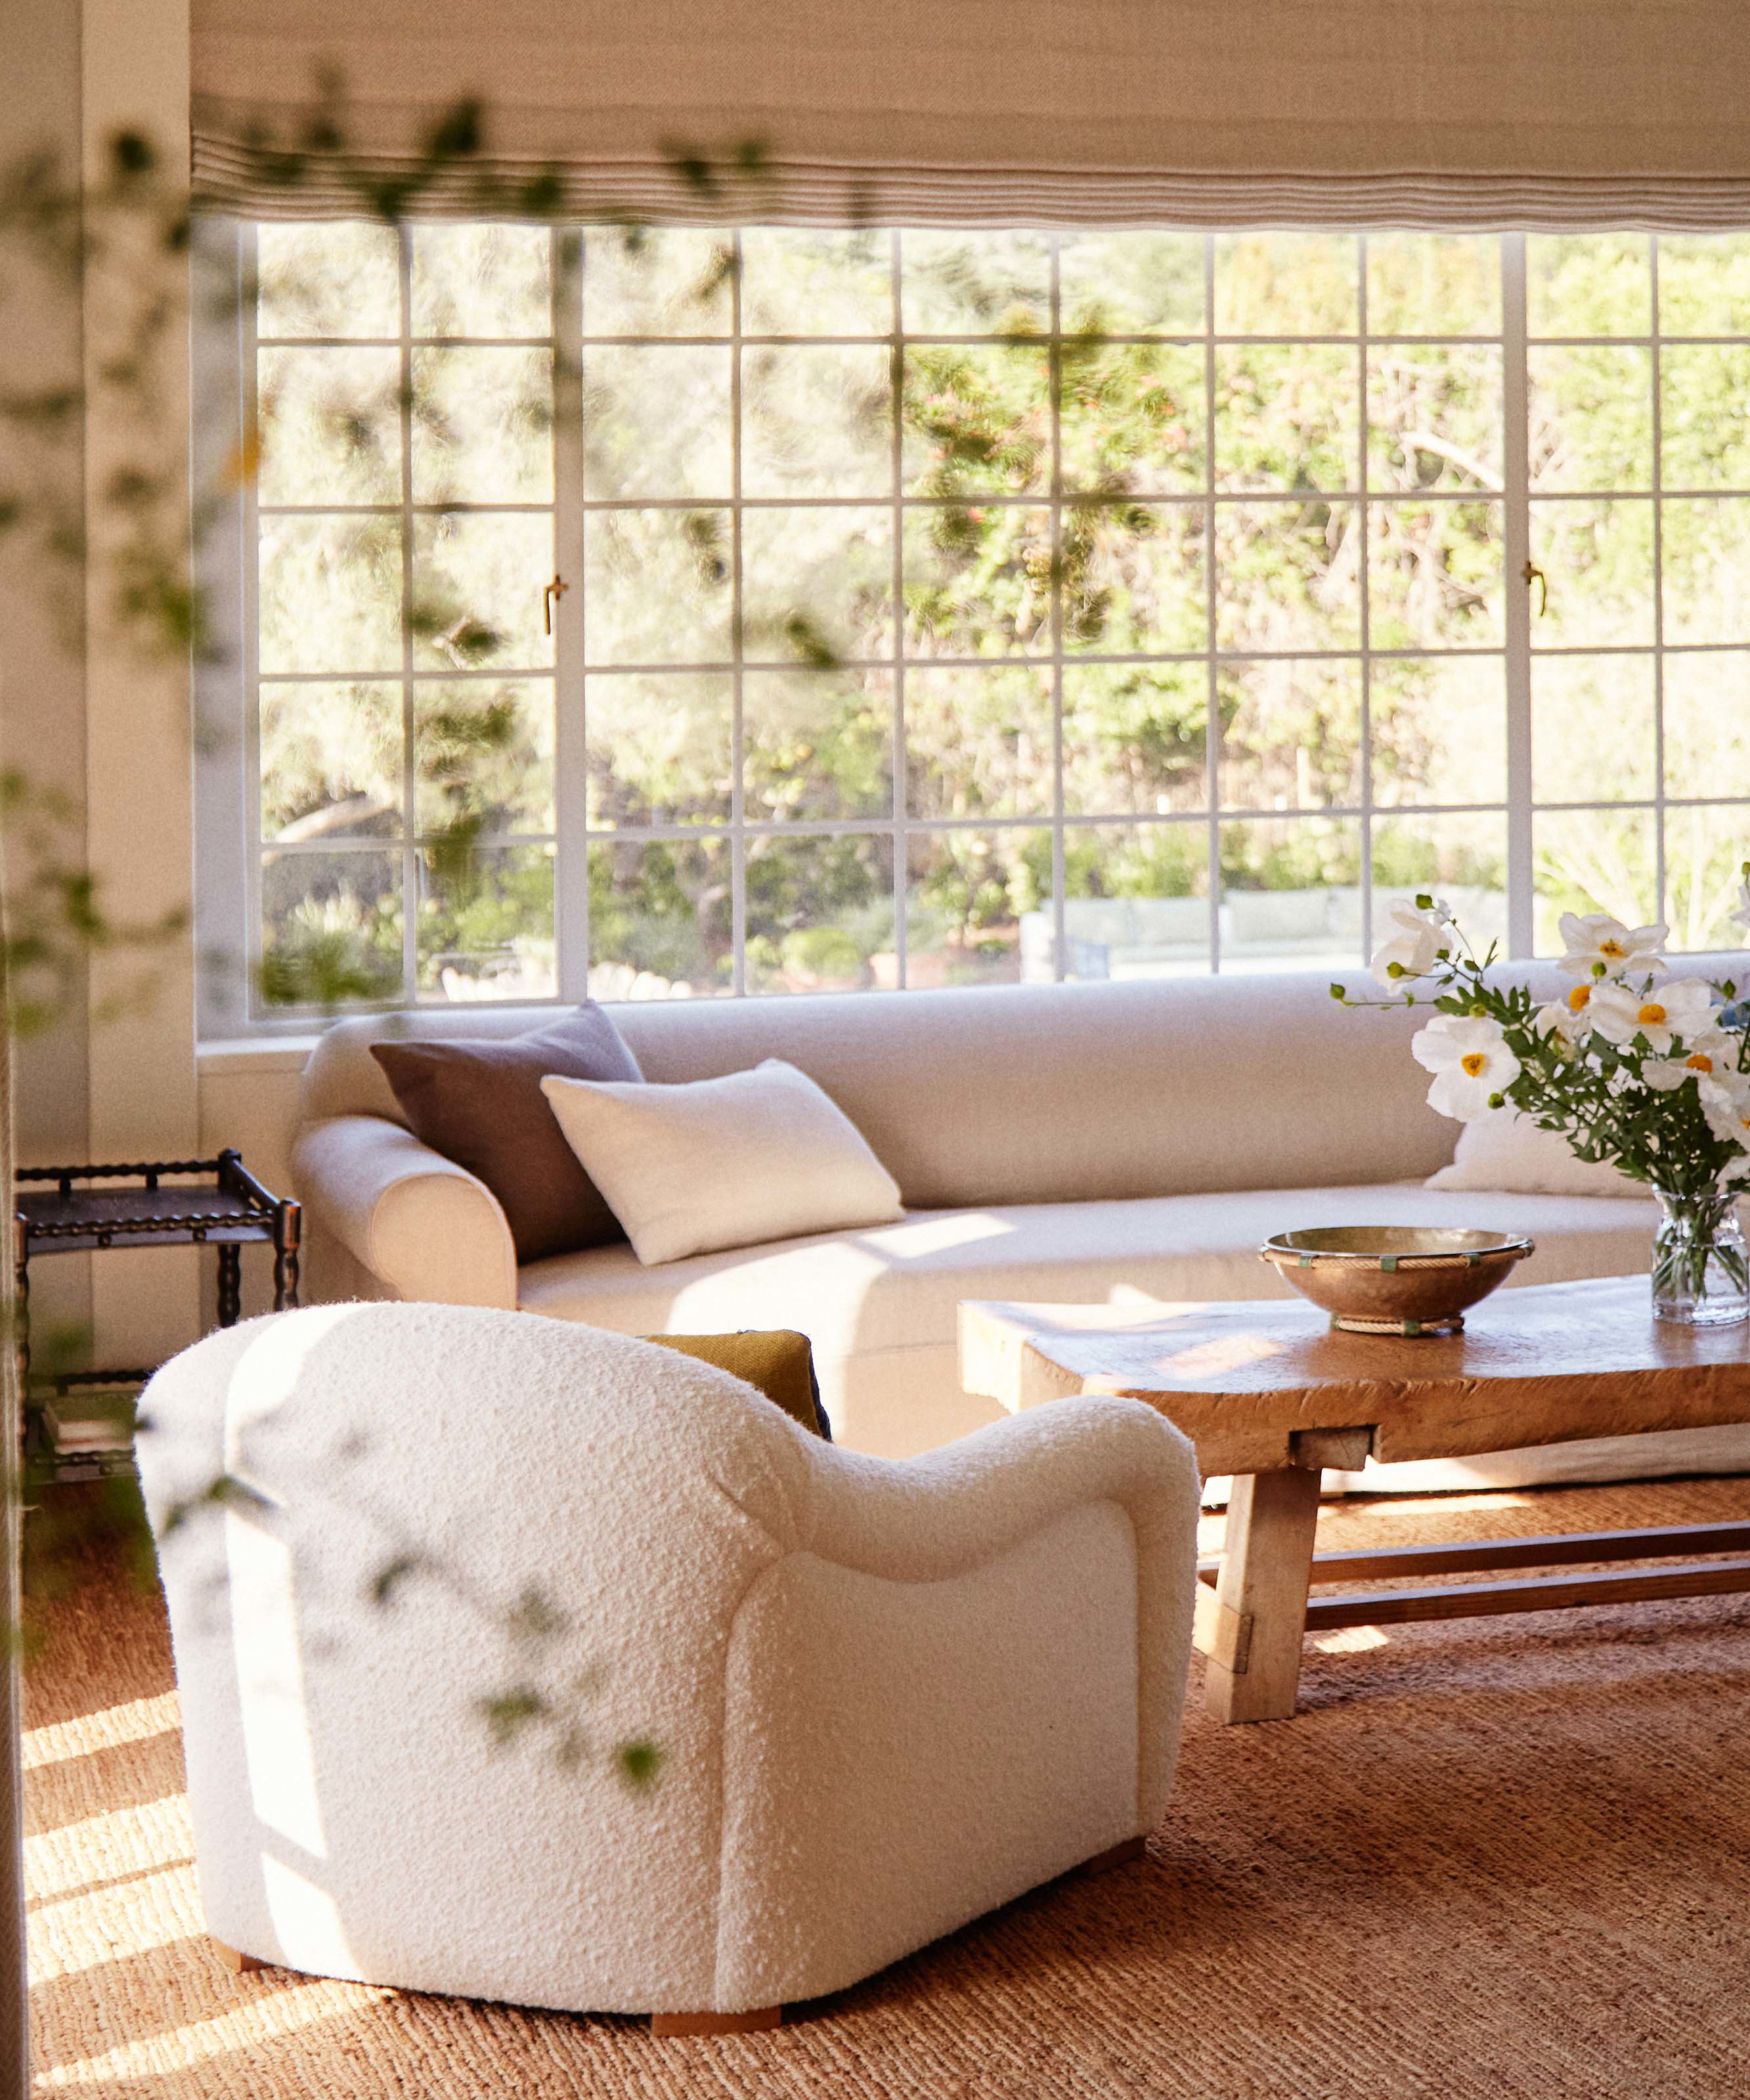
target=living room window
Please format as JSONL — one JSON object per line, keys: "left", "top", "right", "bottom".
{"left": 198, "top": 225, "right": 1750, "bottom": 1023}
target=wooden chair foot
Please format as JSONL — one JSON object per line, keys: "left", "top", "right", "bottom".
{"left": 1070, "top": 1835, "right": 1148, "bottom": 1877}
{"left": 651, "top": 2006, "right": 781, "bottom": 2037}
{"left": 212, "top": 1939, "right": 266, "bottom": 1975}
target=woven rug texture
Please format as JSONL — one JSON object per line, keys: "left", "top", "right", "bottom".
{"left": 25, "top": 1475, "right": 1750, "bottom": 2098}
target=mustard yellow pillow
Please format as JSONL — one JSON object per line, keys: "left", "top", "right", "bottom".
{"left": 643, "top": 1330, "right": 831, "bottom": 1440}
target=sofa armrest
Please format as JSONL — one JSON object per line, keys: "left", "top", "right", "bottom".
{"left": 800, "top": 1397, "right": 1200, "bottom": 1829}
{"left": 291, "top": 1115, "right": 519, "bottom": 1309}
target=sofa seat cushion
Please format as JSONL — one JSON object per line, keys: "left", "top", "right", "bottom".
{"left": 517, "top": 1181, "right": 1663, "bottom": 1361}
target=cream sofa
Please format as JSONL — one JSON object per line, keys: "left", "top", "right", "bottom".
{"left": 139, "top": 1302, "right": 1199, "bottom": 2021}
{"left": 292, "top": 965, "right": 1750, "bottom": 1487}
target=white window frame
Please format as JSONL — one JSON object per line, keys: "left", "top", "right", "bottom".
{"left": 194, "top": 225, "right": 1749, "bottom": 1035}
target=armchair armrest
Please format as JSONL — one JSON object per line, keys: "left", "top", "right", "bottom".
{"left": 798, "top": 1397, "right": 1200, "bottom": 1828}
{"left": 291, "top": 1114, "right": 519, "bottom": 1309}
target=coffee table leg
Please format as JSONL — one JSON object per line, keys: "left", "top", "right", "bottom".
{"left": 1204, "top": 1466, "right": 1323, "bottom": 1724}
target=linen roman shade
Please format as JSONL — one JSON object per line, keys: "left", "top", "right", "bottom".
{"left": 192, "top": 0, "right": 1750, "bottom": 227}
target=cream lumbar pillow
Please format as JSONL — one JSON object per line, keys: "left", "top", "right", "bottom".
{"left": 540, "top": 1059, "right": 904, "bottom": 1265}
{"left": 1426, "top": 1108, "right": 1645, "bottom": 1198}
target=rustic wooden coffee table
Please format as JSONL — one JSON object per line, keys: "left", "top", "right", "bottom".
{"left": 961, "top": 1277, "right": 1750, "bottom": 1724}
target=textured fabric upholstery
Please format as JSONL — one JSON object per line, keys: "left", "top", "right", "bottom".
{"left": 137, "top": 1302, "right": 1198, "bottom": 2017}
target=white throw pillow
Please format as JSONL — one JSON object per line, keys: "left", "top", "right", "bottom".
{"left": 540, "top": 1059, "right": 904, "bottom": 1265}
{"left": 1426, "top": 1107, "right": 1644, "bottom": 1198}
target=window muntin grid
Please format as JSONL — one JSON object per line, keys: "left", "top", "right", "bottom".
{"left": 231, "top": 227, "right": 1750, "bottom": 1021}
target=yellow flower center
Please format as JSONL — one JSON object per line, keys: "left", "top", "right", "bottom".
{"left": 1638, "top": 1003, "right": 1667, "bottom": 1026}
{"left": 1567, "top": 985, "right": 1591, "bottom": 1012}
{"left": 1600, "top": 939, "right": 1627, "bottom": 959}
{"left": 1687, "top": 1052, "right": 1715, "bottom": 1072}
{"left": 1460, "top": 1052, "right": 1488, "bottom": 1077}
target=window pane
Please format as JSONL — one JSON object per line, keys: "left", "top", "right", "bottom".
{"left": 1531, "top": 657, "right": 1656, "bottom": 802}
{"left": 1527, "top": 499, "right": 1654, "bottom": 647}
{"left": 257, "top": 223, "right": 400, "bottom": 339}
{"left": 1065, "top": 503, "right": 1207, "bottom": 654}
{"left": 582, "top": 229, "right": 732, "bottom": 336}
{"left": 1061, "top": 341, "right": 1204, "bottom": 496}
{"left": 583, "top": 345, "right": 732, "bottom": 500}
{"left": 1533, "top": 808, "right": 1657, "bottom": 953}
{"left": 1661, "top": 347, "right": 1750, "bottom": 490}
{"left": 259, "top": 848, "right": 403, "bottom": 1007}
{"left": 900, "top": 230, "right": 1051, "bottom": 334}
{"left": 588, "top": 835, "right": 732, "bottom": 997}
{"left": 1215, "top": 345, "right": 1359, "bottom": 492}
{"left": 259, "top": 514, "right": 403, "bottom": 675}
{"left": 1662, "top": 498, "right": 1750, "bottom": 646}
{"left": 417, "top": 842, "right": 554, "bottom": 1001}
{"left": 411, "top": 225, "right": 550, "bottom": 339}
{"left": 1219, "top": 817, "right": 1361, "bottom": 970}
{"left": 412, "top": 511, "right": 554, "bottom": 671}
{"left": 743, "top": 344, "right": 892, "bottom": 499}
{"left": 1665, "top": 806, "right": 1750, "bottom": 953}
{"left": 583, "top": 510, "right": 732, "bottom": 665}
{"left": 902, "top": 506, "right": 1051, "bottom": 659}
{"left": 584, "top": 672, "right": 732, "bottom": 827}
{"left": 1366, "top": 347, "right": 1502, "bottom": 493}
{"left": 744, "top": 670, "right": 893, "bottom": 822}
{"left": 258, "top": 347, "right": 401, "bottom": 505}
{"left": 1368, "top": 500, "right": 1503, "bottom": 649}
{"left": 1215, "top": 500, "right": 1359, "bottom": 651}
{"left": 1527, "top": 348, "right": 1653, "bottom": 492}
{"left": 908, "top": 828, "right": 1045, "bottom": 988}
{"left": 1664, "top": 651, "right": 1750, "bottom": 800}
{"left": 742, "top": 506, "right": 894, "bottom": 663}
{"left": 1214, "top": 234, "right": 1359, "bottom": 337}
{"left": 901, "top": 345, "right": 1051, "bottom": 496}
{"left": 414, "top": 679, "right": 554, "bottom": 836}
{"left": 1369, "top": 657, "right": 1506, "bottom": 808}
{"left": 259, "top": 682, "right": 401, "bottom": 842}
{"left": 1064, "top": 663, "right": 1209, "bottom": 816}
{"left": 412, "top": 347, "right": 553, "bottom": 504}
{"left": 740, "top": 228, "right": 892, "bottom": 335}
{"left": 1656, "top": 236, "right": 1750, "bottom": 338}
{"left": 906, "top": 666, "right": 1055, "bottom": 818}
{"left": 1059, "top": 232, "right": 1204, "bottom": 336}
{"left": 746, "top": 832, "right": 896, "bottom": 993}
{"left": 1060, "top": 825, "right": 1210, "bottom": 980}
{"left": 1217, "top": 659, "right": 1361, "bottom": 812}
{"left": 1371, "top": 814, "right": 1507, "bottom": 953}
{"left": 1526, "top": 235, "right": 1651, "bottom": 339}
{"left": 1365, "top": 234, "right": 1500, "bottom": 337}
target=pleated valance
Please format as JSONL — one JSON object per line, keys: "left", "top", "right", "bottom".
{"left": 192, "top": 0, "right": 1750, "bottom": 227}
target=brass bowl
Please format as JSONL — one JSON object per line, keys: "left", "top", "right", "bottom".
{"left": 1259, "top": 1226, "right": 1535, "bottom": 1336}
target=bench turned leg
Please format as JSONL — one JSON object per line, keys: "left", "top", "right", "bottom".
{"left": 651, "top": 2007, "right": 781, "bottom": 2036}
{"left": 1203, "top": 1466, "right": 1323, "bottom": 1725}
{"left": 212, "top": 1939, "right": 266, "bottom": 1974}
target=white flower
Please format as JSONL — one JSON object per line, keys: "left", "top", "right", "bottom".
{"left": 1586, "top": 974, "right": 1715, "bottom": 1056}
{"left": 1556, "top": 911, "right": 1667, "bottom": 982}
{"left": 1370, "top": 899, "right": 1449, "bottom": 987}
{"left": 1411, "top": 1013, "right": 1523, "bottom": 1121}
{"left": 1702, "top": 1078, "right": 1750, "bottom": 1152}
{"left": 1534, "top": 981, "right": 1598, "bottom": 1044}
{"left": 1643, "top": 1032, "right": 1741, "bottom": 1091}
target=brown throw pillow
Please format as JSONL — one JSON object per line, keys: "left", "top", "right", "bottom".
{"left": 370, "top": 1006, "right": 642, "bottom": 1263}
{"left": 644, "top": 1330, "right": 831, "bottom": 1441}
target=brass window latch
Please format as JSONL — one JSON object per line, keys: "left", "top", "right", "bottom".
{"left": 542, "top": 574, "right": 569, "bottom": 635}
{"left": 1521, "top": 559, "right": 1548, "bottom": 617}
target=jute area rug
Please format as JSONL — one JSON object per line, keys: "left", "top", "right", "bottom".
{"left": 26, "top": 1474, "right": 1750, "bottom": 2099}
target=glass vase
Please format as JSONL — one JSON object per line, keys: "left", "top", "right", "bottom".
{"left": 1651, "top": 1189, "right": 1750, "bottom": 1326}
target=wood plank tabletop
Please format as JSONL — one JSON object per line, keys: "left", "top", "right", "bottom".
{"left": 959, "top": 1276, "right": 1750, "bottom": 1475}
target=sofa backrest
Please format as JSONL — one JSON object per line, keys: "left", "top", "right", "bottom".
{"left": 307, "top": 965, "right": 1600, "bottom": 1210}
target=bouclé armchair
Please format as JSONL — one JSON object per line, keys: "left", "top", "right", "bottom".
{"left": 137, "top": 1301, "right": 1200, "bottom": 2030}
